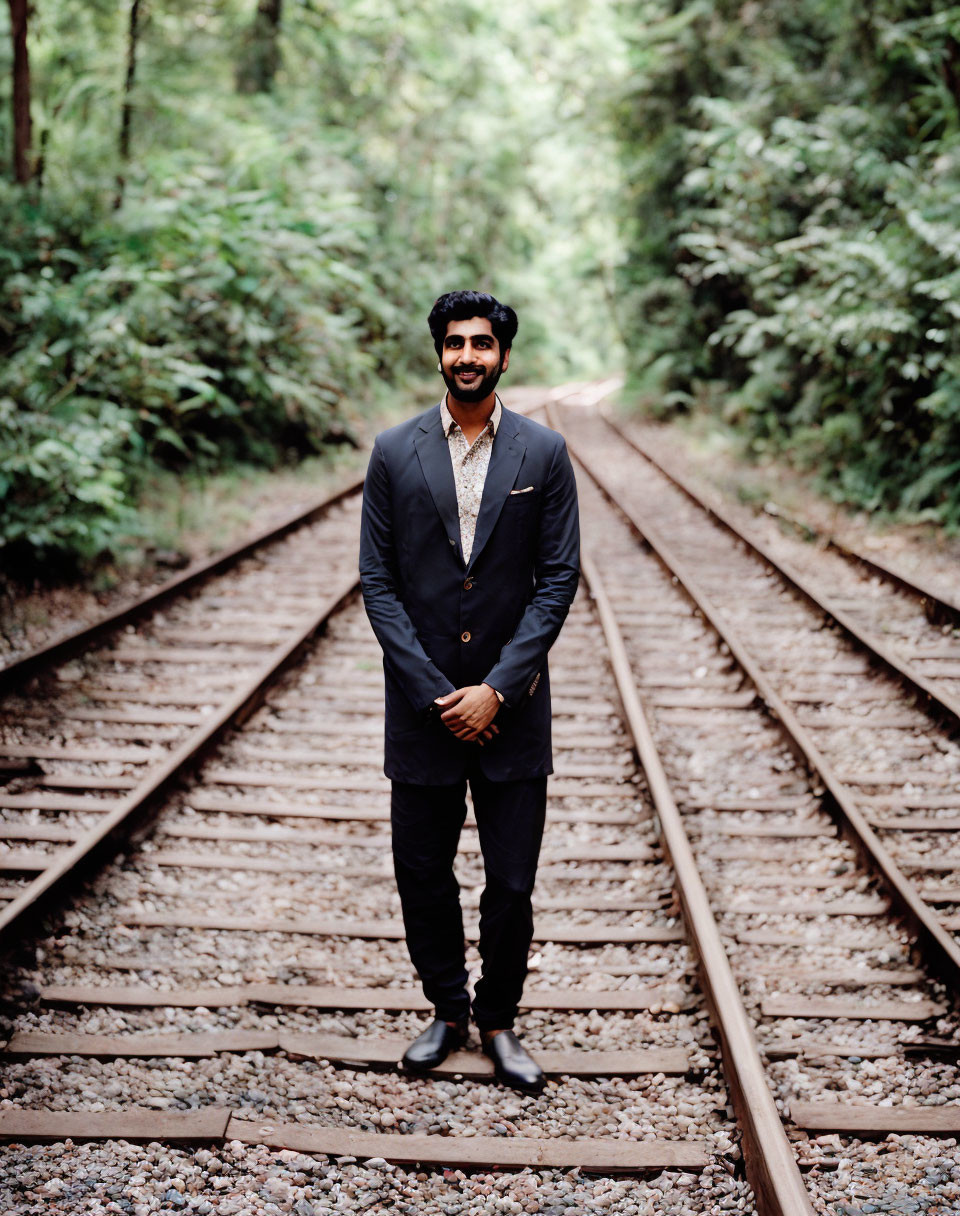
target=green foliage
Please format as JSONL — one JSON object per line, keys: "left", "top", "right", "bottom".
{"left": 615, "top": 0, "right": 960, "bottom": 525}
{"left": 0, "top": 0, "right": 624, "bottom": 571}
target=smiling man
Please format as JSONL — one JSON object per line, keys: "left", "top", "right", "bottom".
{"left": 358, "top": 290, "right": 580, "bottom": 1094}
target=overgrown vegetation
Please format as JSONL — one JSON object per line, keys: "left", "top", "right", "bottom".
{"left": 0, "top": 0, "right": 622, "bottom": 571}
{"left": 615, "top": 2, "right": 960, "bottom": 524}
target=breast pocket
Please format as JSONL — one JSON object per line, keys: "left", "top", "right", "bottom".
{"left": 502, "top": 489, "right": 541, "bottom": 513}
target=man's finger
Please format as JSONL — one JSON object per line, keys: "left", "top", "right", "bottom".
{"left": 436, "top": 687, "right": 467, "bottom": 708}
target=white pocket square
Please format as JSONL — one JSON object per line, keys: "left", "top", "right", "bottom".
{"left": 510, "top": 486, "right": 535, "bottom": 495}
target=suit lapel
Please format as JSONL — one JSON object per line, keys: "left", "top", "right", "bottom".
{"left": 466, "top": 408, "right": 526, "bottom": 574}
{"left": 414, "top": 404, "right": 464, "bottom": 565}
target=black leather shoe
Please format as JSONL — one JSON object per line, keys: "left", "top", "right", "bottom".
{"left": 482, "top": 1030, "right": 545, "bottom": 1095}
{"left": 401, "top": 1017, "right": 468, "bottom": 1072}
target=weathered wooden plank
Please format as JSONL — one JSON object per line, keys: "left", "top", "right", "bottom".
{"left": 114, "top": 908, "right": 685, "bottom": 945}
{"left": 140, "top": 849, "right": 657, "bottom": 876}
{"left": 0, "top": 1108, "right": 232, "bottom": 1143}
{"left": 690, "top": 821, "right": 834, "bottom": 839}
{"left": 891, "top": 854, "right": 960, "bottom": 873}
{"left": 790, "top": 1101, "right": 960, "bottom": 1135}
{"left": 762, "top": 996, "right": 944, "bottom": 1021}
{"left": 182, "top": 792, "right": 639, "bottom": 827}
{"left": 861, "top": 794, "right": 960, "bottom": 810}
{"left": 224, "top": 1120, "right": 710, "bottom": 1170}
{"left": 62, "top": 707, "right": 205, "bottom": 726}
{"left": 230, "top": 748, "right": 630, "bottom": 782}
{"left": 24, "top": 774, "right": 137, "bottom": 790}
{"left": 762, "top": 1040, "right": 902, "bottom": 1059}
{"left": 724, "top": 874, "right": 859, "bottom": 890}
{"left": 796, "top": 713, "right": 925, "bottom": 730}
{"left": 36, "top": 983, "right": 693, "bottom": 1013}
{"left": 3, "top": 1030, "right": 280, "bottom": 1058}
{"left": 83, "top": 689, "right": 232, "bottom": 707}
{"left": 107, "top": 645, "right": 267, "bottom": 664}
{"left": 0, "top": 793, "right": 121, "bottom": 812}
{"left": 159, "top": 825, "right": 394, "bottom": 847}
{"left": 0, "top": 825, "right": 80, "bottom": 842}
{"left": 141, "top": 850, "right": 394, "bottom": 876}
{"left": 2, "top": 1031, "right": 689, "bottom": 1077}
{"left": 835, "top": 770, "right": 955, "bottom": 787}
{"left": 680, "top": 796, "right": 814, "bottom": 813}
{"left": 736, "top": 930, "right": 901, "bottom": 949}
{"left": 0, "top": 744, "right": 162, "bottom": 764}
{"left": 155, "top": 829, "right": 657, "bottom": 864}
{"left": 646, "top": 691, "right": 756, "bottom": 709}
{"left": 751, "top": 966, "right": 923, "bottom": 987}
{"left": 0, "top": 851, "right": 55, "bottom": 872}
{"left": 871, "top": 817, "right": 960, "bottom": 832}
{"left": 728, "top": 899, "right": 888, "bottom": 917}
{"left": 201, "top": 769, "right": 634, "bottom": 800}
{"left": 279, "top": 1038, "right": 692, "bottom": 1078}
{"left": 39, "top": 984, "right": 253, "bottom": 1008}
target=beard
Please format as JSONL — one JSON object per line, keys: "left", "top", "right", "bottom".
{"left": 441, "top": 358, "right": 505, "bottom": 404}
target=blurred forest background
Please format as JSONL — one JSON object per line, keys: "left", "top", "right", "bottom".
{"left": 1, "top": 0, "right": 959, "bottom": 575}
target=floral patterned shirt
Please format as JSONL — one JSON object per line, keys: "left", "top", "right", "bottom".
{"left": 440, "top": 395, "right": 502, "bottom": 566}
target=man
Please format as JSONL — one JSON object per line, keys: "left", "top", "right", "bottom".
{"left": 358, "top": 290, "right": 580, "bottom": 1094}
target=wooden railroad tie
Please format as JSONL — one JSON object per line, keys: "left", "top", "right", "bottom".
{"left": 1, "top": 1030, "right": 691, "bottom": 1077}
{"left": 109, "top": 908, "right": 686, "bottom": 945}
{"left": 0, "top": 1109, "right": 710, "bottom": 1169}
{"left": 33, "top": 983, "right": 695, "bottom": 1013}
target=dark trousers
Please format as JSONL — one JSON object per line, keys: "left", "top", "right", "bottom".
{"left": 391, "top": 769, "right": 548, "bottom": 1031}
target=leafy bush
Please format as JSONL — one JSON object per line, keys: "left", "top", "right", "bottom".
{"left": 0, "top": 165, "right": 390, "bottom": 568}
{"left": 615, "top": 1, "right": 960, "bottom": 524}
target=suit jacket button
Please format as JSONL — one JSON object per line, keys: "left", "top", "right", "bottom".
{"left": 463, "top": 579, "right": 473, "bottom": 591}
{"left": 461, "top": 631, "right": 471, "bottom": 643}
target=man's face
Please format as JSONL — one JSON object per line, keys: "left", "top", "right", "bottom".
{"left": 439, "top": 316, "right": 510, "bottom": 404}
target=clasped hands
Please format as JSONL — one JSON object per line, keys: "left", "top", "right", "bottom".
{"left": 435, "top": 683, "right": 501, "bottom": 745}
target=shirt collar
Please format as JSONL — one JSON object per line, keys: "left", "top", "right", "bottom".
{"left": 440, "top": 395, "right": 502, "bottom": 439}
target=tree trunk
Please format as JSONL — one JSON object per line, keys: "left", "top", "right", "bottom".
{"left": 8, "top": 0, "right": 31, "bottom": 183}
{"left": 943, "top": 35, "right": 960, "bottom": 115}
{"left": 235, "top": 0, "right": 283, "bottom": 94}
{"left": 114, "top": 0, "right": 143, "bottom": 209}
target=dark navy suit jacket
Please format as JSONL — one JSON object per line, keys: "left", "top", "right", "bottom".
{"left": 358, "top": 400, "right": 580, "bottom": 784}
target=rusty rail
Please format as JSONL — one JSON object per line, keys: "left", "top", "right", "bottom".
{"left": 561, "top": 418, "right": 960, "bottom": 997}
{"left": 599, "top": 413, "right": 960, "bottom": 728}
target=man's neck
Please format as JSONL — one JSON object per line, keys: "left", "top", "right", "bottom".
{"left": 445, "top": 392, "right": 496, "bottom": 446}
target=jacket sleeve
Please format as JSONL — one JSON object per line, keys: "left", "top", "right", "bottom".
{"left": 482, "top": 435, "right": 580, "bottom": 705}
{"left": 358, "top": 438, "right": 456, "bottom": 713}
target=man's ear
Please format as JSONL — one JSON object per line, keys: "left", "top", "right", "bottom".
{"left": 500, "top": 347, "right": 511, "bottom": 373}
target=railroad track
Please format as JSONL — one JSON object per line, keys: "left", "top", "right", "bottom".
{"left": 0, "top": 386, "right": 956, "bottom": 1213}
{"left": 548, "top": 395, "right": 960, "bottom": 1212}
{"left": 559, "top": 401, "right": 960, "bottom": 969}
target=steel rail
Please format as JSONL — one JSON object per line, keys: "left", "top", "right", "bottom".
{"left": 599, "top": 412, "right": 960, "bottom": 730}
{"left": 579, "top": 551, "right": 815, "bottom": 1216}
{"left": 0, "top": 573, "right": 361, "bottom": 953}
{"left": 557, "top": 420, "right": 960, "bottom": 997}
{"left": 0, "top": 476, "right": 365, "bottom": 696}
{"left": 761, "top": 504, "right": 960, "bottom": 630}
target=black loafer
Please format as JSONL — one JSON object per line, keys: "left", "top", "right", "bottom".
{"left": 401, "top": 1017, "right": 468, "bottom": 1072}
{"left": 482, "top": 1029, "right": 545, "bottom": 1095}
